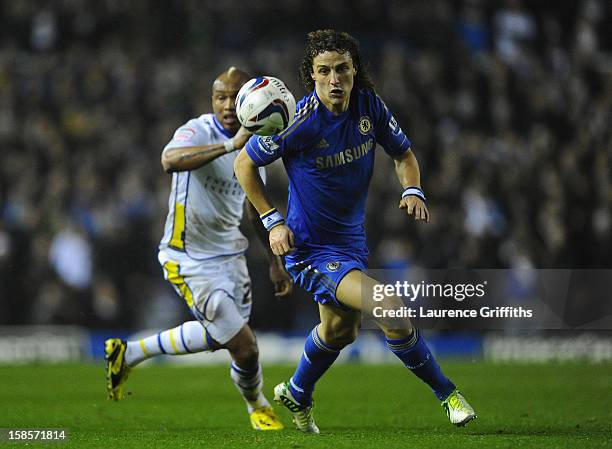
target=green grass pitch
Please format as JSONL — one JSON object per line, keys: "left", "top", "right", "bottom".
{"left": 0, "top": 362, "right": 611, "bottom": 448}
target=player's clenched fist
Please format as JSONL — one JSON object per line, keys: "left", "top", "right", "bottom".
{"left": 231, "top": 126, "right": 252, "bottom": 150}
{"left": 269, "top": 224, "right": 295, "bottom": 256}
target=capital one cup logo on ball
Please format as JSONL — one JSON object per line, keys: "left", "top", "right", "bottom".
{"left": 236, "top": 76, "right": 296, "bottom": 136}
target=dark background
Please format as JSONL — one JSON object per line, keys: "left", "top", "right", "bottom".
{"left": 0, "top": 0, "right": 610, "bottom": 332}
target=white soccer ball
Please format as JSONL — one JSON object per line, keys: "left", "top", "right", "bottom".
{"left": 236, "top": 76, "right": 296, "bottom": 136}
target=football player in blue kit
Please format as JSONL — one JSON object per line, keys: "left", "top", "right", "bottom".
{"left": 234, "top": 29, "right": 476, "bottom": 433}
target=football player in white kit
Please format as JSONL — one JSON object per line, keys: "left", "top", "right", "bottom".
{"left": 104, "top": 67, "right": 291, "bottom": 431}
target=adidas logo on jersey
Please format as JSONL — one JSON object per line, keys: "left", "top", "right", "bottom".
{"left": 314, "top": 139, "right": 329, "bottom": 149}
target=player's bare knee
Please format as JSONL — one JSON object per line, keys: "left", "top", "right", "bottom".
{"left": 369, "top": 294, "right": 413, "bottom": 337}
{"left": 226, "top": 326, "right": 259, "bottom": 366}
{"left": 230, "top": 341, "right": 258, "bottom": 367}
{"left": 380, "top": 322, "right": 413, "bottom": 340}
{"left": 319, "top": 324, "right": 359, "bottom": 349}
{"left": 335, "top": 328, "right": 359, "bottom": 347}
{"left": 242, "top": 338, "right": 259, "bottom": 361}
{"left": 375, "top": 307, "right": 413, "bottom": 337}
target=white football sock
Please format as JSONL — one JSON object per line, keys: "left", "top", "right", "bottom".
{"left": 125, "top": 320, "right": 210, "bottom": 366}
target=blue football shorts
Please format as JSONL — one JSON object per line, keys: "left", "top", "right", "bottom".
{"left": 285, "top": 250, "right": 367, "bottom": 310}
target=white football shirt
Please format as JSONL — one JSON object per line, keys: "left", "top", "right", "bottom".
{"left": 159, "top": 113, "right": 264, "bottom": 260}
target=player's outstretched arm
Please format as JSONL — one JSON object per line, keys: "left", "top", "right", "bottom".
{"left": 393, "top": 148, "right": 429, "bottom": 222}
{"left": 245, "top": 201, "right": 293, "bottom": 297}
{"left": 234, "top": 149, "right": 295, "bottom": 256}
{"left": 161, "top": 127, "right": 252, "bottom": 173}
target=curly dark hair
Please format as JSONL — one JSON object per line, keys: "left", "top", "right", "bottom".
{"left": 298, "top": 29, "right": 375, "bottom": 92}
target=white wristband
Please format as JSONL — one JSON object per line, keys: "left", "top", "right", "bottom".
{"left": 224, "top": 139, "right": 235, "bottom": 153}
{"left": 402, "top": 186, "right": 426, "bottom": 203}
{"left": 260, "top": 208, "right": 285, "bottom": 231}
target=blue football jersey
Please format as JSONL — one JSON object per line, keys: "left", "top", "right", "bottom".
{"left": 245, "top": 88, "right": 411, "bottom": 258}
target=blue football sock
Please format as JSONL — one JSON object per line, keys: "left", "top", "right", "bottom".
{"left": 386, "top": 329, "right": 456, "bottom": 401}
{"left": 289, "top": 326, "right": 340, "bottom": 406}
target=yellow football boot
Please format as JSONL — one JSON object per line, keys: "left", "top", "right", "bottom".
{"left": 104, "top": 338, "right": 131, "bottom": 401}
{"left": 250, "top": 405, "right": 284, "bottom": 431}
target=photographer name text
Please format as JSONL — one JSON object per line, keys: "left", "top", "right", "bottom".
{"left": 372, "top": 306, "right": 533, "bottom": 319}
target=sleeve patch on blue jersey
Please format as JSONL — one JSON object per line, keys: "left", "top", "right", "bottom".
{"left": 389, "top": 116, "right": 403, "bottom": 136}
{"left": 257, "top": 136, "right": 280, "bottom": 155}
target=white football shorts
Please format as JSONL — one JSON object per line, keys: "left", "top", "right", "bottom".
{"left": 158, "top": 249, "right": 252, "bottom": 345}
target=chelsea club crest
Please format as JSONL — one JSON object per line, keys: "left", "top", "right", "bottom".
{"left": 326, "top": 261, "right": 341, "bottom": 272}
{"left": 358, "top": 116, "right": 372, "bottom": 135}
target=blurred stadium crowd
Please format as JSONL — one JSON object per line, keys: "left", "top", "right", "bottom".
{"left": 0, "top": 0, "right": 610, "bottom": 330}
